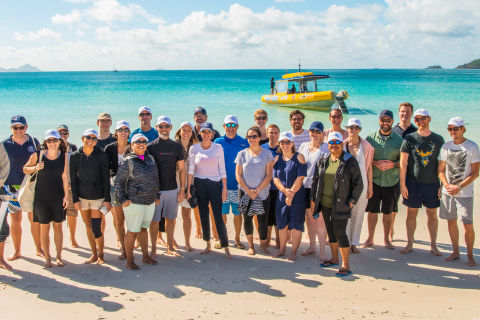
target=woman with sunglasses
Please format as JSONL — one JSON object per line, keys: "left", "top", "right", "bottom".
{"left": 187, "top": 123, "right": 232, "bottom": 259}
{"left": 311, "top": 132, "right": 363, "bottom": 277}
{"left": 298, "top": 121, "right": 330, "bottom": 260}
{"left": 23, "top": 130, "right": 69, "bottom": 268}
{"left": 115, "top": 133, "right": 159, "bottom": 270}
{"left": 105, "top": 120, "right": 131, "bottom": 259}
{"left": 343, "top": 118, "right": 374, "bottom": 253}
{"left": 174, "top": 121, "right": 200, "bottom": 251}
{"left": 70, "top": 129, "right": 111, "bottom": 264}
{"left": 272, "top": 132, "right": 307, "bottom": 261}
{"left": 235, "top": 126, "right": 274, "bottom": 255}
{"left": 253, "top": 109, "right": 269, "bottom": 145}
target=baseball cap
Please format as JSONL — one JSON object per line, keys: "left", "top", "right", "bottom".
{"left": 448, "top": 117, "right": 464, "bottom": 127}
{"left": 131, "top": 133, "right": 148, "bottom": 143}
{"left": 156, "top": 115, "right": 171, "bottom": 126}
{"left": 199, "top": 122, "right": 214, "bottom": 132}
{"left": 11, "top": 115, "right": 27, "bottom": 126}
{"left": 138, "top": 106, "right": 152, "bottom": 115}
{"left": 279, "top": 132, "right": 294, "bottom": 142}
{"left": 57, "top": 124, "right": 69, "bottom": 131}
{"left": 194, "top": 107, "right": 207, "bottom": 115}
{"left": 97, "top": 112, "right": 112, "bottom": 120}
{"left": 414, "top": 109, "right": 430, "bottom": 117}
{"left": 347, "top": 118, "right": 362, "bottom": 128}
{"left": 379, "top": 110, "right": 394, "bottom": 119}
{"left": 309, "top": 121, "right": 324, "bottom": 131}
{"left": 44, "top": 129, "right": 61, "bottom": 140}
{"left": 179, "top": 121, "right": 194, "bottom": 131}
{"left": 224, "top": 115, "right": 239, "bottom": 125}
{"left": 327, "top": 131, "right": 344, "bottom": 142}
{"left": 115, "top": 120, "right": 130, "bottom": 130}
{"left": 83, "top": 128, "right": 99, "bottom": 138}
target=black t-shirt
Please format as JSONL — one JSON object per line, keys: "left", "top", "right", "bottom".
{"left": 260, "top": 138, "right": 269, "bottom": 145}
{"left": 393, "top": 123, "right": 417, "bottom": 139}
{"left": 96, "top": 134, "right": 116, "bottom": 150}
{"left": 147, "top": 138, "right": 185, "bottom": 191}
{"left": 400, "top": 131, "right": 445, "bottom": 183}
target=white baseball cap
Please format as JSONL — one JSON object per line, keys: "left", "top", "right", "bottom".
{"left": 131, "top": 133, "right": 148, "bottom": 143}
{"left": 347, "top": 118, "right": 362, "bottom": 128}
{"left": 279, "top": 132, "right": 294, "bottom": 142}
{"left": 138, "top": 106, "right": 152, "bottom": 115}
{"left": 448, "top": 117, "right": 464, "bottom": 127}
{"left": 83, "top": 128, "right": 99, "bottom": 138}
{"left": 44, "top": 129, "right": 60, "bottom": 140}
{"left": 156, "top": 115, "right": 171, "bottom": 126}
{"left": 327, "top": 131, "right": 344, "bottom": 142}
{"left": 224, "top": 115, "right": 239, "bottom": 125}
{"left": 414, "top": 108, "right": 430, "bottom": 117}
{"left": 179, "top": 121, "right": 194, "bottom": 131}
{"left": 115, "top": 120, "right": 130, "bottom": 130}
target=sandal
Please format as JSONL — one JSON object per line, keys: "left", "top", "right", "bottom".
{"left": 234, "top": 242, "right": 245, "bottom": 249}
{"left": 214, "top": 243, "right": 222, "bottom": 249}
{"left": 320, "top": 260, "right": 339, "bottom": 267}
{"left": 335, "top": 268, "right": 352, "bottom": 277}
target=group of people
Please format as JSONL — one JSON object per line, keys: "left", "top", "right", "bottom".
{"left": 0, "top": 102, "right": 478, "bottom": 277}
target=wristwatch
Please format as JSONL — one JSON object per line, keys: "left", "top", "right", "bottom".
{"left": 457, "top": 185, "right": 463, "bottom": 190}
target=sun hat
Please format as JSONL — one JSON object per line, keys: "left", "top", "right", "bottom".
{"left": 327, "top": 131, "right": 344, "bottom": 142}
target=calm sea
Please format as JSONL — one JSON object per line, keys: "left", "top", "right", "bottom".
{"left": 1, "top": 69, "right": 479, "bottom": 144}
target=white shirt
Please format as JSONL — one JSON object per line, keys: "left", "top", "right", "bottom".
{"left": 188, "top": 143, "right": 227, "bottom": 182}
{"left": 298, "top": 141, "right": 330, "bottom": 188}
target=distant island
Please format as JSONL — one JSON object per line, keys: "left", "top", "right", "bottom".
{"left": 426, "top": 65, "right": 442, "bottom": 69}
{"left": 456, "top": 58, "right": 480, "bottom": 69}
{"left": 0, "top": 64, "right": 42, "bottom": 72}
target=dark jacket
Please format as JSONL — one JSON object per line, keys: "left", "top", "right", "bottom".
{"left": 104, "top": 141, "right": 130, "bottom": 177}
{"left": 70, "top": 146, "right": 111, "bottom": 203}
{"left": 310, "top": 151, "right": 363, "bottom": 219}
{"left": 114, "top": 152, "right": 159, "bottom": 205}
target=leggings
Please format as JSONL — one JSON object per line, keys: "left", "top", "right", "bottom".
{"left": 194, "top": 177, "right": 229, "bottom": 247}
{"left": 0, "top": 209, "right": 9, "bottom": 242}
{"left": 322, "top": 206, "right": 349, "bottom": 248}
{"left": 239, "top": 190, "right": 269, "bottom": 240}
{"left": 267, "top": 189, "right": 278, "bottom": 227}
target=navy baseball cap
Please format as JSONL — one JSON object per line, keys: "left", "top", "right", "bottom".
{"left": 379, "top": 110, "right": 394, "bottom": 119}
{"left": 199, "top": 122, "right": 214, "bottom": 132}
{"left": 11, "top": 115, "right": 27, "bottom": 126}
{"left": 194, "top": 107, "right": 207, "bottom": 115}
{"left": 309, "top": 121, "right": 324, "bottom": 131}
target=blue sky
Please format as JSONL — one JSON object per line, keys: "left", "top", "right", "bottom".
{"left": 1, "top": 0, "right": 479, "bottom": 70}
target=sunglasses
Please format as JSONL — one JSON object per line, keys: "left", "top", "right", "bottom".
{"left": 225, "top": 123, "right": 237, "bottom": 128}
{"left": 139, "top": 113, "right": 151, "bottom": 117}
{"left": 331, "top": 115, "right": 343, "bottom": 119}
{"left": 255, "top": 116, "right": 267, "bottom": 121}
{"left": 246, "top": 135, "right": 258, "bottom": 139}
{"left": 328, "top": 140, "right": 342, "bottom": 145}
{"left": 12, "top": 126, "right": 25, "bottom": 131}
{"left": 46, "top": 138, "right": 59, "bottom": 143}
{"left": 200, "top": 130, "right": 212, "bottom": 134}
{"left": 447, "top": 127, "right": 462, "bottom": 132}
{"left": 414, "top": 116, "right": 427, "bottom": 122}
{"left": 134, "top": 140, "right": 148, "bottom": 145}
{"left": 380, "top": 118, "right": 393, "bottom": 123}
{"left": 59, "top": 131, "right": 69, "bottom": 135}
{"left": 279, "top": 140, "right": 292, "bottom": 145}
{"left": 117, "top": 128, "right": 130, "bottom": 133}
{"left": 309, "top": 129, "right": 322, "bottom": 134}
{"left": 84, "top": 136, "right": 98, "bottom": 141}
{"left": 157, "top": 125, "right": 170, "bottom": 129}
{"left": 348, "top": 126, "right": 361, "bottom": 130}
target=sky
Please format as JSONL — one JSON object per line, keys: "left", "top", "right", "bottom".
{"left": 0, "top": 0, "right": 479, "bottom": 70}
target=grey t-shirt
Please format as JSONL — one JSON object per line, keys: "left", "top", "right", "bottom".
{"left": 235, "top": 148, "right": 274, "bottom": 200}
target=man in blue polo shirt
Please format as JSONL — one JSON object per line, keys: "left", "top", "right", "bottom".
{"left": 2, "top": 115, "right": 42, "bottom": 261}
{"left": 130, "top": 106, "right": 159, "bottom": 142}
{"left": 215, "top": 115, "right": 248, "bottom": 249}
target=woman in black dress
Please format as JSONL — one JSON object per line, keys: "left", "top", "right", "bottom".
{"left": 23, "top": 129, "right": 69, "bottom": 268}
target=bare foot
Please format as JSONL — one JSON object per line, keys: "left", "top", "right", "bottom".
{"left": 97, "top": 254, "right": 105, "bottom": 265}
{"left": 166, "top": 249, "right": 182, "bottom": 257}
{"left": 444, "top": 253, "right": 460, "bottom": 261}
{"left": 272, "top": 250, "right": 285, "bottom": 258}
{"left": 195, "top": 231, "right": 202, "bottom": 239}
{"left": 173, "top": 240, "right": 179, "bottom": 250}
{"left": 430, "top": 246, "right": 442, "bottom": 256}
{"left": 351, "top": 245, "right": 360, "bottom": 253}
{"left": 265, "top": 240, "right": 271, "bottom": 248}
{"left": 317, "top": 254, "right": 328, "bottom": 262}
{"left": 400, "top": 245, "right": 413, "bottom": 254}
{"left": 7, "top": 252, "right": 21, "bottom": 261}
{"left": 247, "top": 248, "right": 255, "bottom": 255}
{"left": 43, "top": 260, "right": 53, "bottom": 268}
{"left": 134, "top": 240, "right": 140, "bottom": 249}
{"left": 467, "top": 255, "right": 477, "bottom": 266}
{"left": 225, "top": 248, "right": 233, "bottom": 259}
{"left": 260, "top": 245, "right": 270, "bottom": 255}
{"left": 0, "top": 259, "right": 12, "bottom": 270}
{"left": 287, "top": 239, "right": 292, "bottom": 245}
{"left": 149, "top": 252, "right": 157, "bottom": 261}
{"left": 185, "top": 244, "right": 193, "bottom": 252}
{"left": 56, "top": 257, "right": 66, "bottom": 267}
{"left": 200, "top": 246, "right": 211, "bottom": 255}
{"left": 126, "top": 262, "right": 140, "bottom": 270}
{"left": 142, "top": 256, "right": 157, "bottom": 265}
{"left": 84, "top": 255, "right": 98, "bottom": 264}
{"left": 275, "top": 242, "right": 280, "bottom": 249}
{"left": 36, "top": 250, "right": 45, "bottom": 258}
{"left": 384, "top": 241, "right": 395, "bottom": 250}
{"left": 116, "top": 241, "right": 121, "bottom": 249}
{"left": 71, "top": 240, "right": 79, "bottom": 248}
{"left": 287, "top": 254, "right": 298, "bottom": 261}
{"left": 157, "top": 237, "right": 167, "bottom": 247}
{"left": 362, "top": 240, "right": 373, "bottom": 248}
{"left": 118, "top": 252, "right": 127, "bottom": 260}
{"left": 302, "top": 247, "right": 316, "bottom": 256}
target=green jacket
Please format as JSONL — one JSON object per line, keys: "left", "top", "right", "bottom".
{"left": 366, "top": 131, "right": 402, "bottom": 187}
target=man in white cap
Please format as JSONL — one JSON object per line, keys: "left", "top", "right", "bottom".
{"left": 130, "top": 106, "right": 159, "bottom": 142}
{"left": 438, "top": 117, "right": 480, "bottom": 266}
{"left": 148, "top": 116, "right": 186, "bottom": 259}
{"left": 215, "top": 115, "right": 249, "bottom": 249}
{"left": 399, "top": 108, "right": 444, "bottom": 255}
{"left": 96, "top": 112, "right": 116, "bottom": 150}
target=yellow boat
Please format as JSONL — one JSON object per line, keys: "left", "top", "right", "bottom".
{"left": 261, "top": 71, "right": 349, "bottom": 113}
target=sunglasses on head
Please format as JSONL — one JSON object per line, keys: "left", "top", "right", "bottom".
{"left": 255, "top": 116, "right": 267, "bottom": 121}
{"left": 157, "top": 125, "right": 170, "bottom": 129}
{"left": 46, "top": 138, "right": 59, "bottom": 143}
{"left": 279, "top": 140, "right": 292, "bottom": 145}
{"left": 84, "top": 136, "right": 98, "bottom": 141}
{"left": 246, "top": 134, "right": 258, "bottom": 139}
{"left": 117, "top": 128, "right": 130, "bottom": 133}
{"left": 139, "top": 113, "right": 151, "bottom": 117}
{"left": 225, "top": 123, "right": 237, "bottom": 128}
{"left": 328, "top": 140, "right": 342, "bottom": 145}
{"left": 12, "top": 126, "right": 25, "bottom": 131}
{"left": 309, "top": 129, "right": 322, "bottom": 134}
{"left": 447, "top": 127, "right": 462, "bottom": 132}
{"left": 134, "top": 140, "right": 148, "bottom": 145}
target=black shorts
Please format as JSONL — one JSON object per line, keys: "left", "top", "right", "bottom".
{"left": 267, "top": 189, "right": 278, "bottom": 226}
{"left": 366, "top": 183, "right": 400, "bottom": 215}
{"left": 402, "top": 179, "right": 440, "bottom": 209}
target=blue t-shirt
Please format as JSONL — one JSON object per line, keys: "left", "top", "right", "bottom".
{"left": 2, "top": 135, "right": 40, "bottom": 186}
{"left": 129, "top": 128, "right": 159, "bottom": 142}
{"left": 214, "top": 135, "right": 249, "bottom": 190}
{"left": 262, "top": 142, "right": 279, "bottom": 190}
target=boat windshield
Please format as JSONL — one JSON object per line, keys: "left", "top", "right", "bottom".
{"left": 275, "top": 80, "right": 288, "bottom": 93}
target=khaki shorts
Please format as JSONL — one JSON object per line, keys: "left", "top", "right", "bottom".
{"left": 66, "top": 189, "right": 78, "bottom": 217}
{"left": 79, "top": 198, "right": 104, "bottom": 211}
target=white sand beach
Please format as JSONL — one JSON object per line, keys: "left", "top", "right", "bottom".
{"left": 1, "top": 192, "right": 480, "bottom": 319}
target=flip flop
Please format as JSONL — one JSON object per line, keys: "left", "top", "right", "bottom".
{"left": 320, "top": 260, "right": 339, "bottom": 267}
{"left": 214, "top": 243, "right": 222, "bottom": 249}
{"left": 335, "top": 269, "right": 352, "bottom": 277}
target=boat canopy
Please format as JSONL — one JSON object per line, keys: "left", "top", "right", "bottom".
{"left": 281, "top": 72, "right": 330, "bottom": 81}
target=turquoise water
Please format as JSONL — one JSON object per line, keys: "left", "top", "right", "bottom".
{"left": 1, "top": 69, "right": 480, "bottom": 144}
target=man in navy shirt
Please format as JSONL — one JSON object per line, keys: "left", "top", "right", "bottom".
{"left": 2, "top": 115, "right": 42, "bottom": 261}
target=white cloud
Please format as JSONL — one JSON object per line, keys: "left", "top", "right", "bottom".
{"left": 51, "top": 9, "right": 83, "bottom": 25}
{"left": 14, "top": 28, "right": 62, "bottom": 41}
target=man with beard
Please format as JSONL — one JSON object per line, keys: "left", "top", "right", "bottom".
{"left": 363, "top": 110, "right": 403, "bottom": 249}
{"left": 289, "top": 110, "right": 310, "bottom": 150}
{"left": 192, "top": 107, "right": 220, "bottom": 142}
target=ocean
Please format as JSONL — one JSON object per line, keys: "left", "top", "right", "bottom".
{"left": 1, "top": 69, "right": 479, "bottom": 144}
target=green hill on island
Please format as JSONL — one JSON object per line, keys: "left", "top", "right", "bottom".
{"left": 456, "top": 58, "right": 480, "bottom": 69}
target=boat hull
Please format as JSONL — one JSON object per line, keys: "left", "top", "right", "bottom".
{"left": 261, "top": 91, "right": 336, "bottom": 111}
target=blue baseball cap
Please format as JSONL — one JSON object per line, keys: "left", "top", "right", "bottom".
{"left": 309, "top": 121, "right": 324, "bottom": 131}
{"left": 11, "top": 115, "right": 27, "bottom": 126}
{"left": 194, "top": 107, "right": 207, "bottom": 115}
{"left": 199, "top": 122, "right": 214, "bottom": 132}
{"left": 379, "top": 110, "right": 394, "bottom": 119}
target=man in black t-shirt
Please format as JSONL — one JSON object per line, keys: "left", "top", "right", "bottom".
{"left": 96, "top": 112, "right": 116, "bottom": 150}
{"left": 392, "top": 102, "right": 417, "bottom": 139}
{"left": 147, "top": 116, "right": 185, "bottom": 260}
{"left": 399, "top": 108, "right": 444, "bottom": 256}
